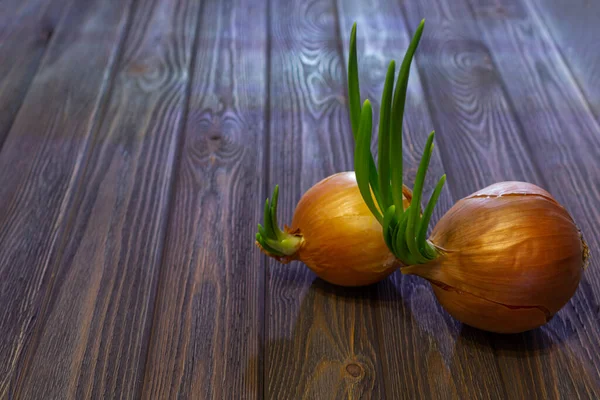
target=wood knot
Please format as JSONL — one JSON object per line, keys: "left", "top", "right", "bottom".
{"left": 345, "top": 363, "right": 362, "bottom": 378}
{"left": 39, "top": 25, "right": 54, "bottom": 44}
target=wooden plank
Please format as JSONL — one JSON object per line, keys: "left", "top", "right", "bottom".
{"left": 336, "top": 1, "right": 507, "bottom": 399}
{"left": 265, "top": 0, "right": 386, "bottom": 398}
{"left": 140, "top": 0, "right": 267, "bottom": 398}
{"left": 466, "top": 0, "right": 600, "bottom": 396}
{"left": 10, "top": 0, "right": 201, "bottom": 398}
{"left": 0, "top": 0, "right": 71, "bottom": 145}
{"left": 0, "top": 0, "right": 132, "bottom": 397}
{"left": 528, "top": 0, "right": 600, "bottom": 122}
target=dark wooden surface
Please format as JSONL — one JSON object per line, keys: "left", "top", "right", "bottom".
{"left": 0, "top": 0, "right": 598, "bottom": 398}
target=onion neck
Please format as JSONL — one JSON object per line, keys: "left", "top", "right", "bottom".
{"left": 393, "top": 236, "right": 442, "bottom": 267}
{"left": 255, "top": 185, "right": 304, "bottom": 261}
{"left": 256, "top": 231, "right": 303, "bottom": 261}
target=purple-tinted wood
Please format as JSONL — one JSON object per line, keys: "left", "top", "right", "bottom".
{"left": 0, "top": 0, "right": 71, "bottom": 146}
{"left": 529, "top": 0, "right": 600, "bottom": 122}
{"left": 141, "top": 0, "right": 267, "bottom": 398}
{"left": 0, "top": 0, "right": 132, "bottom": 397}
{"left": 11, "top": 0, "right": 201, "bottom": 398}
{"left": 0, "top": 0, "right": 597, "bottom": 397}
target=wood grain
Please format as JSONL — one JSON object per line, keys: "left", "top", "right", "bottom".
{"left": 0, "top": 0, "right": 70, "bottom": 146}
{"left": 402, "top": 1, "right": 540, "bottom": 193}
{"left": 141, "top": 0, "right": 267, "bottom": 398}
{"left": 337, "top": 1, "right": 508, "bottom": 399}
{"left": 11, "top": 0, "right": 201, "bottom": 398}
{"left": 0, "top": 0, "right": 598, "bottom": 398}
{"left": 265, "top": 0, "right": 385, "bottom": 398}
{"left": 0, "top": 0, "right": 132, "bottom": 397}
{"left": 529, "top": 0, "right": 600, "bottom": 122}
{"left": 467, "top": 0, "right": 600, "bottom": 396}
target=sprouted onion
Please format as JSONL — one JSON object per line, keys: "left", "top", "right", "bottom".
{"left": 257, "top": 19, "right": 589, "bottom": 333}
{"left": 351, "top": 21, "right": 589, "bottom": 333}
{"left": 254, "top": 21, "right": 417, "bottom": 286}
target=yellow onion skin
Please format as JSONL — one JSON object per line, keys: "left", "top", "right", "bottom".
{"left": 403, "top": 181, "right": 586, "bottom": 333}
{"left": 285, "top": 171, "right": 411, "bottom": 287}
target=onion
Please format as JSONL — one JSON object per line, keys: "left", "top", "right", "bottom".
{"left": 349, "top": 20, "right": 589, "bottom": 333}
{"left": 255, "top": 20, "right": 419, "bottom": 286}
{"left": 257, "top": 19, "right": 590, "bottom": 333}
{"left": 402, "top": 182, "right": 588, "bottom": 333}
{"left": 256, "top": 172, "right": 411, "bottom": 286}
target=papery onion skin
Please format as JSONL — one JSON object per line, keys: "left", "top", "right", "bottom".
{"left": 281, "top": 171, "right": 411, "bottom": 287}
{"left": 403, "top": 181, "right": 586, "bottom": 333}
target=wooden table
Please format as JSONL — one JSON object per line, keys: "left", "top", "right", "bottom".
{"left": 1, "top": 0, "right": 599, "bottom": 398}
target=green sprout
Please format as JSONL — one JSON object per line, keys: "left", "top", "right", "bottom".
{"left": 350, "top": 19, "right": 446, "bottom": 266}
{"left": 255, "top": 185, "right": 303, "bottom": 258}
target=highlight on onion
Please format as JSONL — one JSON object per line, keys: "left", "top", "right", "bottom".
{"left": 254, "top": 20, "right": 420, "bottom": 286}
{"left": 351, "top": 22, "right": 589, "bottom": 333}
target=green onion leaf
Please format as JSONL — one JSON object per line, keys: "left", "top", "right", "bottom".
{"left": 378, "top": 60, "right": 396, "bottom": 210}
{"left": 270, "top": 185, "right": 284, "bottom": 239}
{"left": 348, "top": 23, "right": 361, "bottom": 139}
{"left": 418, "top": 174, "right": 446, "bottom": 258}
{"left": 394, "top": 212, "right": 416, "bottom": 265}
{"left": 406, "top": 131, "right": 435, "bottom": 263}
{"left": 348, "top": 22, "right": 382, "bottom": 210}
{"left": 382, "top": 205, "right": 397, "bottom": 252}
{"left": 263, "top": 199, "right": 276, "bottom": 239}
{"left": 256, "top": 233, "right": 285, "bottom": 257}
{"left": 355, "top": 100, "right": 383, "bottom": 222}
{"left": 390, "top": 19, "right": 425, "bottom": 217}
{"left": 258, "top": 224, "right": 268, "bottom": 240}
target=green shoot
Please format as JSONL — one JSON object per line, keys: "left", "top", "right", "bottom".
{"left": 255, "top": 185, "right": 303, "bottom": 257}
{"left": 418, "top": 174, "right": 446, "bottom": 258}
{"left": 349, "top": 23, "right": 382, "bottom": 211}
{"left": 378, "top": 61, "right": 396, "bottom": 210}
{"left": 349, "top": 19, "right": 446, "bottom": 266}
{"left": 405, "top": 131, "right": 435, "bottom": 263}
{"left": 391, "top": 19, "right": 425, "bottom": 217}
{"left": 382, "top": 205, "right": 397, "bottom": 251}
{"left": 355, "top": 100, "right": 383, "bottom": 222}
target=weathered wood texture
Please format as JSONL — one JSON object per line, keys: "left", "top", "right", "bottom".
{"left": 529, "top": 0, "right": 600, "bottom": 122}
{"left": 10, "top": 0, "right": 202, "bottom": 398}
{"left": 0, "top": 0, "right": 70, "bottom": 145}
{"left": 0, "top": 0, "right": 599, "bottom": 398}
{"left": 0, "top": 0, "right": 132, "bottom": 397}
{"left": 141, "top": 0, "right": 267, "bottom": 398}
{"left": 265, "top": 0, "right": 386, "bottom": 398}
